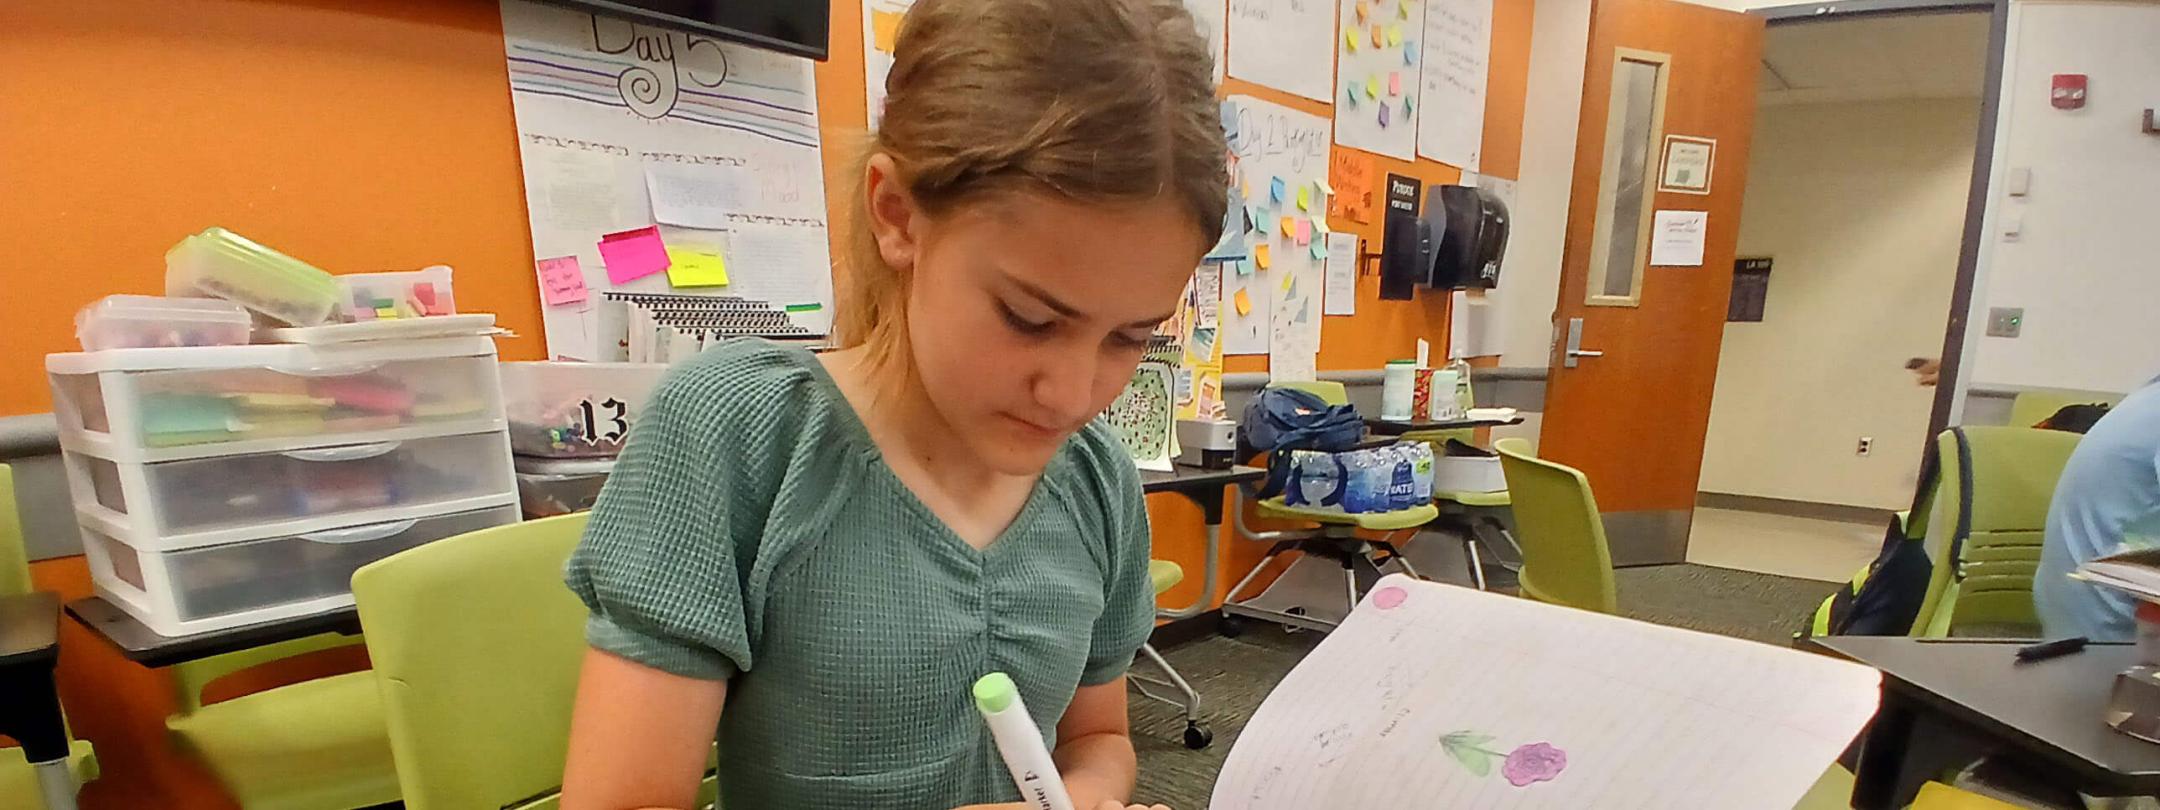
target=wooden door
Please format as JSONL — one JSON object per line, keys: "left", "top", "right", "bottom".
{"left": 1537, "top": 0, "right": 1764, "bottom": 565}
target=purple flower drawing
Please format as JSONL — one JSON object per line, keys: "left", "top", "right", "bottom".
{"left": 1440, "top": 731, "right": 1568, "bottom": 788}
{"left": 1502, "top": 742, "right": 1568, "bottom": 786}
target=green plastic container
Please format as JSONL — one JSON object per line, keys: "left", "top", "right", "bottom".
{"left": 165, "top": 227, "right": 340, "bottom": 327}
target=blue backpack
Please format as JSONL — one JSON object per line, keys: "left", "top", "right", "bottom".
{"left": 1239, "top": 388, "right": 1365, "bottom": 498}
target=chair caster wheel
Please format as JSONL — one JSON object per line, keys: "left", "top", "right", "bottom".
{"left": 1183, "top": 722, "right": 1214, "bottom": 749}
{"left": 1217, "top": 614, "right": 1246, "bottom": 638}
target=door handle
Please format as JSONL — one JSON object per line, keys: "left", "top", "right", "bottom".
{"left": 1563, "top": 318, "right": 1604, "bottom": 368}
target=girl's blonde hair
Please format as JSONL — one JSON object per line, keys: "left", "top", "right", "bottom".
{"left": 834, "top": 0, "right": 1229, "bottom": 377}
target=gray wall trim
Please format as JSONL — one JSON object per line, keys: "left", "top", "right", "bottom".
{"left": 0, "top": 414, "right": 59, "bottom": 458}
{"left": 1696, "top": 491, "right": 1895, "bottom": 527}
{"left": 1223, "top": 367, "right": 1547, "bottom": 412}
{"left": 1754, "top": 0, "right": 1991, "bottom": 24}
{"left": 1602, "top": 509, "right": 1693, "bottom": 567}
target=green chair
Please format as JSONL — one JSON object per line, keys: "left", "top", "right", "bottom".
{"left": 1223, "top": 381, "right": 1439, "bottom": 633}
{"left": 1128, "top": 560, "right": 1212, "bottom": 750}
{"left": 350, "top": 514, "right": 719, "bottom": 809}
{"left": 1492, "top": 438, "right": 1616, "bottom": 614}
{"left": 2007, "top": 388, "right": 2121, "bottom": 429}
{"left": 165, "top": 632, "right": 397, "bottom": 810}
{"left": 1399, "top": 375, "right": 1516, "bottom": 591}
{"left": 1911, "top": 426, "right": 2081, "bottom": 638}
{"left": 0, "top": 464, "right": 99, "bottom": 809}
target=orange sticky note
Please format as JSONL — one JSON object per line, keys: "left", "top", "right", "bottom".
{"left": 1280, "top": 215, "right": 1296, "bottom": 236}
{"left": 871, "top": 9, "right": 904, "bottom": 52}
{"left": 1255, "top": 242, "right": 1272, "bottom": 269}
{"left": 1234, "top": 288, "right": 1253, "bottom": 316}
{"left": 1389, "top": 72, "right": 1403, "bottom": 96}
{"left": 1356, "top": 0, "right": 1370, "bottom": 22}
{"left": 1371, "top": 24, "right": 1384, "bottom": 48}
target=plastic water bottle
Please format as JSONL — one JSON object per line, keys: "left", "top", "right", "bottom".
{"left": 1340, "top": 450, "right": 1386, "bottom": 513}
{"left": 1287, "top": 450, "right": 1343, "bottom": 511}
{"left": 1409, "top": 443, "right": 1434, "bottom": 502}
{"left": 1386, "top": 446, "right": 1419, "bottom": 511}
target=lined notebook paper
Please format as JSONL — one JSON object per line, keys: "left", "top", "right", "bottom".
{"left": 1209, "top": 575, "right": 1882, "bottom": 809}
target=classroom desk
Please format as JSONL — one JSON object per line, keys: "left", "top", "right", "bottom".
{"left": 1810, "top": 636, "right": 2160, "bottom": 808}
{"left": 65, "top": 596, "right": 360, "bottom": 669}
{"left": 1138, "top": 464, "right": 1265, "bottom": 620}
{"left": 1, "top": 591, "right": 80, "bottom": 810}
{"left": 1362, "top": 415, "right": 1526, "bottom": 436}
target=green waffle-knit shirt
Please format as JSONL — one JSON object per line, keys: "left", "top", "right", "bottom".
{"left": 565, "top": 338, "right": 1156, "bottom": 809}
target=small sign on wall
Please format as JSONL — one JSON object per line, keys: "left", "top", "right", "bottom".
{"left": 1658, "top": 135, "right": 1717, "bottom": 195}
{"left": 1729, "top": 257, "right": 1772, "bottom": 322}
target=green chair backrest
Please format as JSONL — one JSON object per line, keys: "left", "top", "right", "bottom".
{"left": 351, "top": 514, "right": 591, "bottom": 810}
{"left": 2008, "top": 388, "right": 2122, "bottom": 429}
{"left": 0, "top": 465, "right": 33, "bottom": 597}
{"left": 1492, "top": 438, "right": 1616, "bottom": 613}
{"left": 1911, "top": 426, "right": 2081, "bottom": 637}
{"left": 169, "top": 632, "right": 367, "bottom": 715}
{"left": 1269, "top": 380, "right": 1348, "bottom": 406}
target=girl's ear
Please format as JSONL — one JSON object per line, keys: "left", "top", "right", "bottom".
{"left": 864, "top": 154, "right": 920, "bottom": 274}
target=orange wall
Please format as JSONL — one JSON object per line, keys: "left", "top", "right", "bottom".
{"left": 1, "top": 0, "right": 1533, "bottom": 806}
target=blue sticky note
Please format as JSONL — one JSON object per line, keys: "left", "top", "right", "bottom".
{"left": 1236, "top": 258, "right": 1254, "bottom": 276}
{"left": 1219, "top": 100, "right": 1240, "bottom": 144}
{"left": 1405, "top": 44, "right": 1418, "bottom": 65}
{"left": 1248, "top": 205, "right": 1267, "bottom": 233}
{"left": 1310, "top": 241, "right": 1328, "bottom": 260}
{"left": 1270, "top": 177, "right": 1286, "bottom": 203}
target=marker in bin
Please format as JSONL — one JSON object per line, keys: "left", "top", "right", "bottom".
{"left": 973, "top": 672, "right": 1076, "bottom": 810}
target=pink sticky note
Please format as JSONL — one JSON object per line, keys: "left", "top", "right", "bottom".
{"left": 1389, "top": 72, "right": 1403, "bottom": 97}
{"left": 536, "top": 256, "right": 588, "bottom": 306}
{"left": 598, "top": 226, "right": 671, "bottom": 285}
{"left": 1295, "top": 218, "right": 1312, "bottom": 246}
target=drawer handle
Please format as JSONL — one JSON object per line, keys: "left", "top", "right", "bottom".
{"left": 268, "top": 362, "right": 387, "bottom": 377}
{"left": 283, "top": 442, "right": 402, "bottom": 462}
{"left": 297, "top": 519, "right": 418, "bottom": 545}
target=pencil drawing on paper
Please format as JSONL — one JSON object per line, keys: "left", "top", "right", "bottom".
{"left": 1439, "top": 731, "right": 1568, "bottom": 787}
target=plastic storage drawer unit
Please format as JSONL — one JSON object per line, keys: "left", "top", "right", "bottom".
{"left": 513, "top": 456, "right": 616, "bottom": 518}
{"left": 500, "top": 362, "right": 668, "bottom": 458}
{"left": 49, "top": 338, "right": 504, "bottom": 460}
{"left": 81, "top": 504, "right": 519, "bottom": 637}
{"left": 75, "top": 295, "right": 252, "bottom": 352}
{"left": 69, "top": 431, "right": 517, "bottom": 540}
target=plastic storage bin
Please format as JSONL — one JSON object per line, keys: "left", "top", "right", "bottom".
{"left": 75, "top": 295, "right": 252, "bottom": 352}
{"left": 70, "top": 430, "right": 516, "bottom": 541}
{"left": 165, "top": 227, "right": 341, "bottom": 327}
{"left": 48, "top": 337, "right": 504, "bottom": 461}
{"left": 513, "top": 456, "right": 615, "bottom": 518}
{"left": 499, "top": 362, "right": 668, "bottom": 457}
{"left": 335, "top": 266, "right": 457, "bottom": 322}
{"left": 81, "top": 504, "right": 519, "bottom": 637}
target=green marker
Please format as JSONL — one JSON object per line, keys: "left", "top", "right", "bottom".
{"left": 973, "top": 672, "right": 1076, "bottom": 810}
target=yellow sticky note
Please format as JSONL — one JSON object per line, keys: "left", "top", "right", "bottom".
{"left": 1255, "top": 242, "right": 1272, "bottom": 269}
{"left": 1366, "top": 76, "right": 1380, "bottom": 99}
{"left": 1234, "top": 288, "right": 1253, "bottom": 316}
{"left": 1280, "top": 215, "right": 1296, "bottom": 236}
{"left": 1400, "top": 0, "right": 1413, "bottom": 19}
{"left": 1296, "top": 185, "right": 1311, "bottom": 211}
{"left": 1388, "top": 25, "right": 1403, "bottom": 47}
{"left": 664, "top": 247, "right": 729, "bottom": 288}
{"left": 1345, "top": 28, "right": 1359, "bottom": 52}
{"left": 1281, "top": 272, "right": 1295, "bottom": 292}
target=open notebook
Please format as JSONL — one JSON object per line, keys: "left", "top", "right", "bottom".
{"left": 1206, "top": 576, "right": 1883, "bottom": 809}
{"left": 2074, "top": 546, "right": 2160, "bottom": 602}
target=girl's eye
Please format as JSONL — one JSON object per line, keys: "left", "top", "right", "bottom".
{"left": 1109, "top": 331, "right": 1153, "bottom": 350}
{"left": 998, "top": 302, "right": 1054, "bottom": 335}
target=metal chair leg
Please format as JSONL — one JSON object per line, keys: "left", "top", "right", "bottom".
{"left": 1131, "top": 643, "right": 1214, "bottom": 749}
{"left": 1342, "top": 557, "right": 1361, "bottom": 618}
{"left": 1462, "top": 534, "right": 1489, "bottom": 591}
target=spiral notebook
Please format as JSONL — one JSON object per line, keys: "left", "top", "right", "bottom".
{"left": 1207, "top": 576, "right": 1882, "bottom": 809}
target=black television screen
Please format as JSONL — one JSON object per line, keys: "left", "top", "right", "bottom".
{"left": 541, "top": 0, "right": 830, "bottom": 60}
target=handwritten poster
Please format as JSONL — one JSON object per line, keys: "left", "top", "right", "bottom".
{"left": 1270, "top": 235, "right": 1325, "bottom": 382}
{"left": 1417, "top": 0, "right": 1492, "bottom": 170}
{"left": 1184, "top": 0, "right": 1229, "bottom": 84}
{"left": 1228, "top": 0, "right": 1337, "bottom": 102}
{"left": 1223, "top": 96, "right": 1332, "bottom": 356}
{"left": 1329, "top": 150, "right": 1381, "bottom": 224}
{"left": 1649, "top": 210, "right": 1709, "bottom": 267}
{"left": 1335, "top": 0, "right": 1424, "bottom": 161}
{"left": 501, "top": 0, "right": 833, "bottom": 359}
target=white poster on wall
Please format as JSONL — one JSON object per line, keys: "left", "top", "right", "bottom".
{"left": 1228, "top": 0, "right": 1338, "bottom": 102}
{"left": 1417, "top": 0, "right": 1491, "bottom": 170}
{"left": 1184, "top": 0, "right": 1228, "bottom": 84}
{"left": 862, "top": 0, "right": 917, "bottom": 128}
{"left": 1323, "top": 231, "right": 1359, "bottom": 316}
{"left": 502, "top": 0, "right": 833, "bottom": 360}
{"left": 1222, "top": 95, "right": 1332, "bottom": 357}
{"left": 1334, "top": 0, "right": 1424, "bottom": 161}
{"left": 1650, "top": 210, "right": 1709, "bottom": 267}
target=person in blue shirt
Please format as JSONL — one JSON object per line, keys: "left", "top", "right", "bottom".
{"left": 2036, "top": 381, "right": 2160, "bottom": 641}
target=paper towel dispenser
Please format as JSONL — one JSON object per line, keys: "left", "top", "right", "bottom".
{"left": 1422, "top": 185, "right": 1511, "bottom": 290}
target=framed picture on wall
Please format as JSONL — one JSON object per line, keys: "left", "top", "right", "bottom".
{"left": 1658, "top": 135, "right": 1717, "bottom": 195}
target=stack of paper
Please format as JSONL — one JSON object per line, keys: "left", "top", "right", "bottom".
{"left": 1207, "top": 576, "right": 1882, "bottom": 809}
{"left": 2074, "top": 547, "right": 2160, "bottom": 602}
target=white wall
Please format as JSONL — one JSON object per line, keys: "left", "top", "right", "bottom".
{"left": 1699, "top": 98, "right": 1980, "bottom": 509}
{"left": 1485, "top": 0, "right": 1591, "bottom": 371}
{"left": 1958, "top": 0, "right": 2160, "bottom": 399}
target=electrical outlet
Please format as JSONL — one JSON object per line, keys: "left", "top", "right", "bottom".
{"left": 1987, "top": 307, "right": 2025, "bottom": 338}
{"left": 1856, "top": 437, "right": 1873, "bottom": 456}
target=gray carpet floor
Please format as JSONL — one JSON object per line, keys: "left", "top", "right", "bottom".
{"left": 1125, "top": 563, "right": 1841, "bottom": 808}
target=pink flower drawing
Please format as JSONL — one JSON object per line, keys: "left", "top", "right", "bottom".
{"left": 1502, "top": 742, "right": 1568, "bottom": 787}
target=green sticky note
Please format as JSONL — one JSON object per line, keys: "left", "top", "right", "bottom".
{"left": 665, "top": 247, "right": 729, "bottom": 288}
{"left": 1310, "top": 241, "right": 1329, "bottom": 260}
{"left": 784, "top": 303, "right": 824, "bottom": 313}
